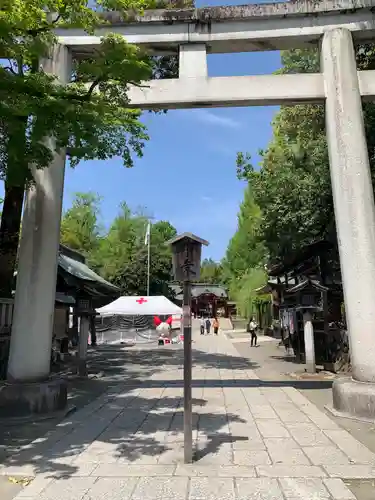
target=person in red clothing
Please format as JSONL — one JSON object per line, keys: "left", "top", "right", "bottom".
{"left": 213, "top": 317, "right": 219, "bottom": 335}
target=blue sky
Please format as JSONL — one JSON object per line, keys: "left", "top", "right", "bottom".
{"left": 64, "top": 0, "right": 281, "bottom": 260}
{"left": 2, "top": 0, "right": 281, "bottom": 262}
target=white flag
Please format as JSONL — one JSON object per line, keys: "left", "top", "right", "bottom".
{"left": 144, "top": 222, "right": 150, "bottom": 245}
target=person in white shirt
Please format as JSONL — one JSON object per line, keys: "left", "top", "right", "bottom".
{"left": 249, "top": 317, "right": 258, "bottom": 347}
{"left": 200, "top": 317, "right": 205, "bottom": 335}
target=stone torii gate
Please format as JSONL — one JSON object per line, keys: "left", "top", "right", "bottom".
{"left": 5, "top": 0, "right": 375, "bottom": 420}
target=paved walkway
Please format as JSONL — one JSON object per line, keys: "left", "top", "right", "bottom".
{"left": 1, "top": 331, "right": 374, "bottom": 499}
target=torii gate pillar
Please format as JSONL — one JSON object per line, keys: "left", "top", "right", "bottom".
{"left": 322, "top": 28, "right": 375, "bottom": 419}
{"left": 3, "top": 44, "right": 70, "bottom": 417}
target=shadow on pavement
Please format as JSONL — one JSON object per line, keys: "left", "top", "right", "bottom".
{"left": 1, "top": 393, "right": 247, "bottom": 478}
{"left": 270, "top": 354, "right": 303, "bottom": 364}
{"left": 194, "top": 434, "right": 249, "bottom": 461}
{"left": 0, "top": 343, "right": 333, "bottom": 478}
{"left": 83, "top": 347, "right": 260, "bottom": 379}
{"left": 107, "top": 379, "right": 334, "bottom": 390}
{"left": 0, "top": 346, "right": 255, "bottom": 472}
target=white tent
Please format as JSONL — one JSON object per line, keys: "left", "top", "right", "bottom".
{"left": 96, "top": 295, "right": 182, "bottom": 317}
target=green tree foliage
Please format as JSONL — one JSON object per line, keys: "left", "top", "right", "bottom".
{"left": 229, "top": 267, "right": 267, "bottom": 319}
{"left": 225, "top": 45, "right": 375, "bottom": 318}
{"left": 226, "top": 48, "right": 338, "bottom": 315}
{"left": 60, "top": 192, "right": 102, "bottom": 256}
{"left": 92, "top": 202, "right": 148, "bottom": 281}
{"left": 0, "top": 0, "right": 149, "bottom": 296}
{"left": 1, "top": 1, "right": 156, "bottom": 183}
{"left": 96, "top": 207, "right": 176, "bottom": 296}
{"left": 225, "top": 183, "right": 266, "bottom": 279}
{"left": 237, "top": 46, "right": 375, "bottom": 263}
{"left": 221, "top": 182, "right": 267, "bottom": 318}
{"left": 200, "top": 258, "right": 223, "bottom": 284}
{"left": 60, "top": 193, "right": 177, "bottom": 296}
{"left": 0, "top": 0, "right": 191, "bottom": 296}
{"left": 108, "top": 219, "right": 176, "bottom": 297}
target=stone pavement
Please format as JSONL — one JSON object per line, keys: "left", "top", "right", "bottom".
{"left": 1, "top": 331, "right": 375, "bottom": 499}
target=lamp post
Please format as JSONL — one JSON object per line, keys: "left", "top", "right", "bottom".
{"left": 167, "top": 232, "right": 209, "bottom": 463}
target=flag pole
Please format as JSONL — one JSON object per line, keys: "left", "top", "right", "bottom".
{"left": 147, "top": 221, "right": 151, "bottom": 296}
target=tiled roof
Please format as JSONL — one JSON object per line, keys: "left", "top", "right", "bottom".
{"left": 170, "top": 283, "right": 228, "bottom": 299}
{"left": 58, "top": 253, "right": 119, "bottom": 292}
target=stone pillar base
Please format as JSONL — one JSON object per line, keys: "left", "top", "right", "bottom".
{"left": 0, "top": 377, "right": 67, "bottom": 419}
{"left": 331, "top": 377, "right": 375, "bottom": 421}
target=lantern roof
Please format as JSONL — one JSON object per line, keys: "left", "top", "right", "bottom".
{"left": 166, "top": 232, "right": 209, "bottom": 247}
{"left": 286, "top": 279, "right": 329, "bottom": 294}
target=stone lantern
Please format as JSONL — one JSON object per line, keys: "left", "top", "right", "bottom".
{"left": 286, "top": 279, "right": 328, "bottom": 373}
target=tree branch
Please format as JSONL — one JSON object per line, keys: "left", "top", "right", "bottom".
{"left": 3, "top": 58, "right": 18, "bottom": 75}
{"left": 4, "top": 66, "right": 17, "bottom": 75}
{"left": 17, "top": 57, "right": 24, "bottom": 77}
{"left": 85, "top": 77, "right": 103, "bottom": 99}
{"left": 26, "top": 14, "right": 62, "bottom": 36}
{"left": 52, "top": 14, "right": 62, "bottom": 25}
{"left": 129, "top": 81, "right": 150, "bottom": 89}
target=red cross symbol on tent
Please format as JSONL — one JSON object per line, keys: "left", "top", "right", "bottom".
{"left": 136, "top": 297, "right": 147, "bottom": 304}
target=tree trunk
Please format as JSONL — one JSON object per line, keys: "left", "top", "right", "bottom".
{"left": 0, "top": 183, "right": 24, "bottom": 297}
{"left": 0, "top": 116, "right": 29, "bottom": 298}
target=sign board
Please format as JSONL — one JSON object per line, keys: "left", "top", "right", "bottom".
{"left": 76, "top": 297, "right": 93, "bottom": 315}
{"left": 78, "top": 299, "right": 90, "bottom": 310}
{"left": 301, "top": 293, "right": 318, "bottom": 307}
{"left": 171, "top": 239, "right": 202, "bottom": 281}
{"left": 283, "top": 294, "right": 297, "bottom": 308}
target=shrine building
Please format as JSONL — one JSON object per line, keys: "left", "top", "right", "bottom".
{"left": 170, "top": 283, "right": 230, "bottom": 318}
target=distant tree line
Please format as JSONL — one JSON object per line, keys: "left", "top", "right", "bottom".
{"left": 60, "top": 192, "right": 177, "bottom": 297}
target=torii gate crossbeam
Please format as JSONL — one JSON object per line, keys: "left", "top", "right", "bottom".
{"left": 54, "top": 0, "right": 375, "bottom": 107}
{"left": 55, "top": 0, "right": 375, "bottom": 55}
{"left": 126, "top": 71, "right": 375, "bottom": 109}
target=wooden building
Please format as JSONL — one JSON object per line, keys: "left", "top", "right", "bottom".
{"left": 0, "top": 245, "right": 119, "bottom": 378}
{"left": 170, "top": 283, "right": 229, "bottom": 317}
{"left": 57, "top": 244, "right": 119, "bottom": 309}
{"left": 56, "top": 245, "right": 120, "bottom": 345}
{"left": 263, "top": 241, "right": 347, "bottom": 371}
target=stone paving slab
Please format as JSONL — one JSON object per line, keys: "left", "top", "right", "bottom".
{"left": 7, "top": 476, "right": 358, "bottom": 500}
{"left": 1, "top": 331, "right": 373, "bottom": 499}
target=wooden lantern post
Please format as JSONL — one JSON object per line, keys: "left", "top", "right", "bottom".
{"left": 166, "top": 233, "right": 209, "bottom": 463}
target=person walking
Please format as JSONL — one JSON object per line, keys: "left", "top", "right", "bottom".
{"left": 249, "top": 316, "right": 258, "bottom": 347}
{"left": 213, "top": 317, "right": 219, "bottom": 335}
{"left": 200, "top": 317, "right": 205, "bottom": 335}
{"left": 205, "top": 317, "right": 211, "bottom": 335}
